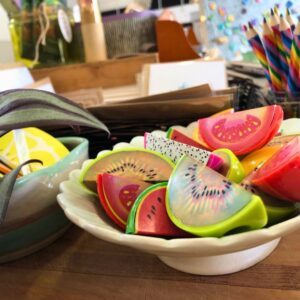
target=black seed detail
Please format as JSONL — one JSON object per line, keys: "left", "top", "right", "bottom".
{"left": 151, "top": 205, "right": 156, "bottom": 211}
{"left": 147, "top": 214, "right": 152, "bottom": 220}
{"left": 157, "top": 197, "right": 162, "bottom": 203}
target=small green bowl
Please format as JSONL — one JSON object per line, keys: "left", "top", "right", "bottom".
{"left": 0, "top": 136, "right": 89, "bottom": 263}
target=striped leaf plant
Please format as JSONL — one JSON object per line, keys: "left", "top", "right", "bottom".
{"left": 0, "top": 89, "right": 109, "bottom": 225}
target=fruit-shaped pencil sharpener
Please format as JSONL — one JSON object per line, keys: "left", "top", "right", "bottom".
{"left": 252, "top": 136, "right": 300, "bottom": 202}
{"left": 213, "top": 148, "right": 245, "bottom": 183}
{"left": 126, "top": 182, "right": 189, "bottom": 237}
{"left": 166, "top": 156, "right": 268, "bottom": 237}
{"left": 241, "top": 172, "right": 297, "bottom": 226}
{"left": 80, "top": 148, "right": 174, "bottom": 193}
{"left": 97, "top": 173, "right": 151, "bottom": 230}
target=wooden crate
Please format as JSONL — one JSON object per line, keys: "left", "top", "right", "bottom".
{"left": 30, "top": 54, "right": 157, "bottom": 93}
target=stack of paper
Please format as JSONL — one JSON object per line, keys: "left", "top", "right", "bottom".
{"left": 0, "top": 63, "right": 55, "bottom": 92}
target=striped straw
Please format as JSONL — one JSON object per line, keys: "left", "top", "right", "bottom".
{"left": 246, "top": 23, "right": 271, "bottom": 86}
{"left": 286, "top": 8, "right": 295, "bottom": 32}
{"left": 270, "top": 9, "right": 288, "bottom": 88}
{"left": 288, "top": 22, "right": 300, "bottom": 94}
{"left": 279, "top": 14, "right": 293, "bottom": 62}
{"left": 262, "top": 18, "right": 283, "bottom": 91}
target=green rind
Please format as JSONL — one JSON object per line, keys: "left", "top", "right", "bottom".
{"left": 166, "top": 191, "right": 268, "bottom": 237}
{"left": 126, "top": 182, "right": 168, "bottom": 234}
{"left": 214, "top": 148, "right": 245, "bottom": 183}
{"left": 166, "top": 128, "right": 173, "bottom": 139}
{"left": 266, "top": 205, "right": 297, "bottom": 226}
{"left": 80, "top": 148, "right": 175, "bottom": 193}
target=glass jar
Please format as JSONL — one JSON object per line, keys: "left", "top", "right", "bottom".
{"left": 9, "top": 3, "right": 85, "bottom": 68}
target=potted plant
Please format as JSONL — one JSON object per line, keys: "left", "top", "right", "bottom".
{"left": 0, "top": 89, "right": 108, "bottom": 262}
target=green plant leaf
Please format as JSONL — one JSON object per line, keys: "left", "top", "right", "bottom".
{"left": 0, "top": 160, "right": 42, "bottom": 225}
{"left": 0, "top": 89, "right": 109, "bottom": 134}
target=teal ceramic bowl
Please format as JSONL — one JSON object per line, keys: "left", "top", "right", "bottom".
{"left": 0, "top": 136, "right": 89, "bottom": 263}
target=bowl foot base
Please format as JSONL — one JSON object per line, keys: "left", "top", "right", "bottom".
{"left": 158, "top": 238, "right": 280, "bottom": 275}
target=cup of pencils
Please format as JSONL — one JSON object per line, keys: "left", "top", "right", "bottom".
{"left": 244, "top": 7, "right": 300, "bottom": 118}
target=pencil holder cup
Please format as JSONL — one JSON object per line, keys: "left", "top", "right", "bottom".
{"left": 266, "top": 91, "right": 300, "bottom": 119}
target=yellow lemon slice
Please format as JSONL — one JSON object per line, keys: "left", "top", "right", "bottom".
{"left": 0, "top": 128, "right": 69, "bottom": 173}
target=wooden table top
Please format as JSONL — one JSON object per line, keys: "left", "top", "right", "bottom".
{"left": 0, "top": 226, "right": 299, "bottom": 300}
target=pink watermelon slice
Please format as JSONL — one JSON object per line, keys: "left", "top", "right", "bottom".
{"left": 97, "top": 174, "right": 152, "bottom": 229}
{"left": 126, "top": 182, "right": 189, "bottom": 237}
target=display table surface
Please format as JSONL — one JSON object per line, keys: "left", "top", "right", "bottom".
{"left": 0, "top": 226, "right": 299, "bottom": 300}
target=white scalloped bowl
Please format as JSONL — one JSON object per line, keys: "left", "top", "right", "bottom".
{"left": 57, "top": 122, "right": 300, "bottom": 275}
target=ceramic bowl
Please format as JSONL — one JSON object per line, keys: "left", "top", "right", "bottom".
{"left": 57, "top": 125, "right": 300, "bottom": 275}
{"left": 0, "top": 137, "right": 89, "bottom": 263}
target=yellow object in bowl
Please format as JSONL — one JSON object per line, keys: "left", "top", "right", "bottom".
{"left": 241, "top": 135, "right": 297, "bottom": 176}
{"left": 0, "top": 127, "right": 69, "bottom": 173}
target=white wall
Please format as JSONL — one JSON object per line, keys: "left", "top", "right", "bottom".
{"left": 0, "top": 6, "right": 14, "bottom": 63}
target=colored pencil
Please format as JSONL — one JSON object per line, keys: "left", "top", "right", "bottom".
{"left": 245, "top": 23, "right": 271, "bottom": 86}
{"left": 288, "top": 22, "right": 300, "bottom": 94}
{"left": 286, "top": 8, "right": 295, "bottom": 32}
{"left": 0, "top": 162, "right": 12, "bottom": 176}
{"left": 274, "top": 5, "right": 280, "bottom": 16}
{"left": 279, "top": 14, "right": 293, "bottom": 62}
{"left": 270, "top": 9, "right": 288, "bottom": 88}
{"left": 262, "top": 18, "right": 283, "bottom": 91}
